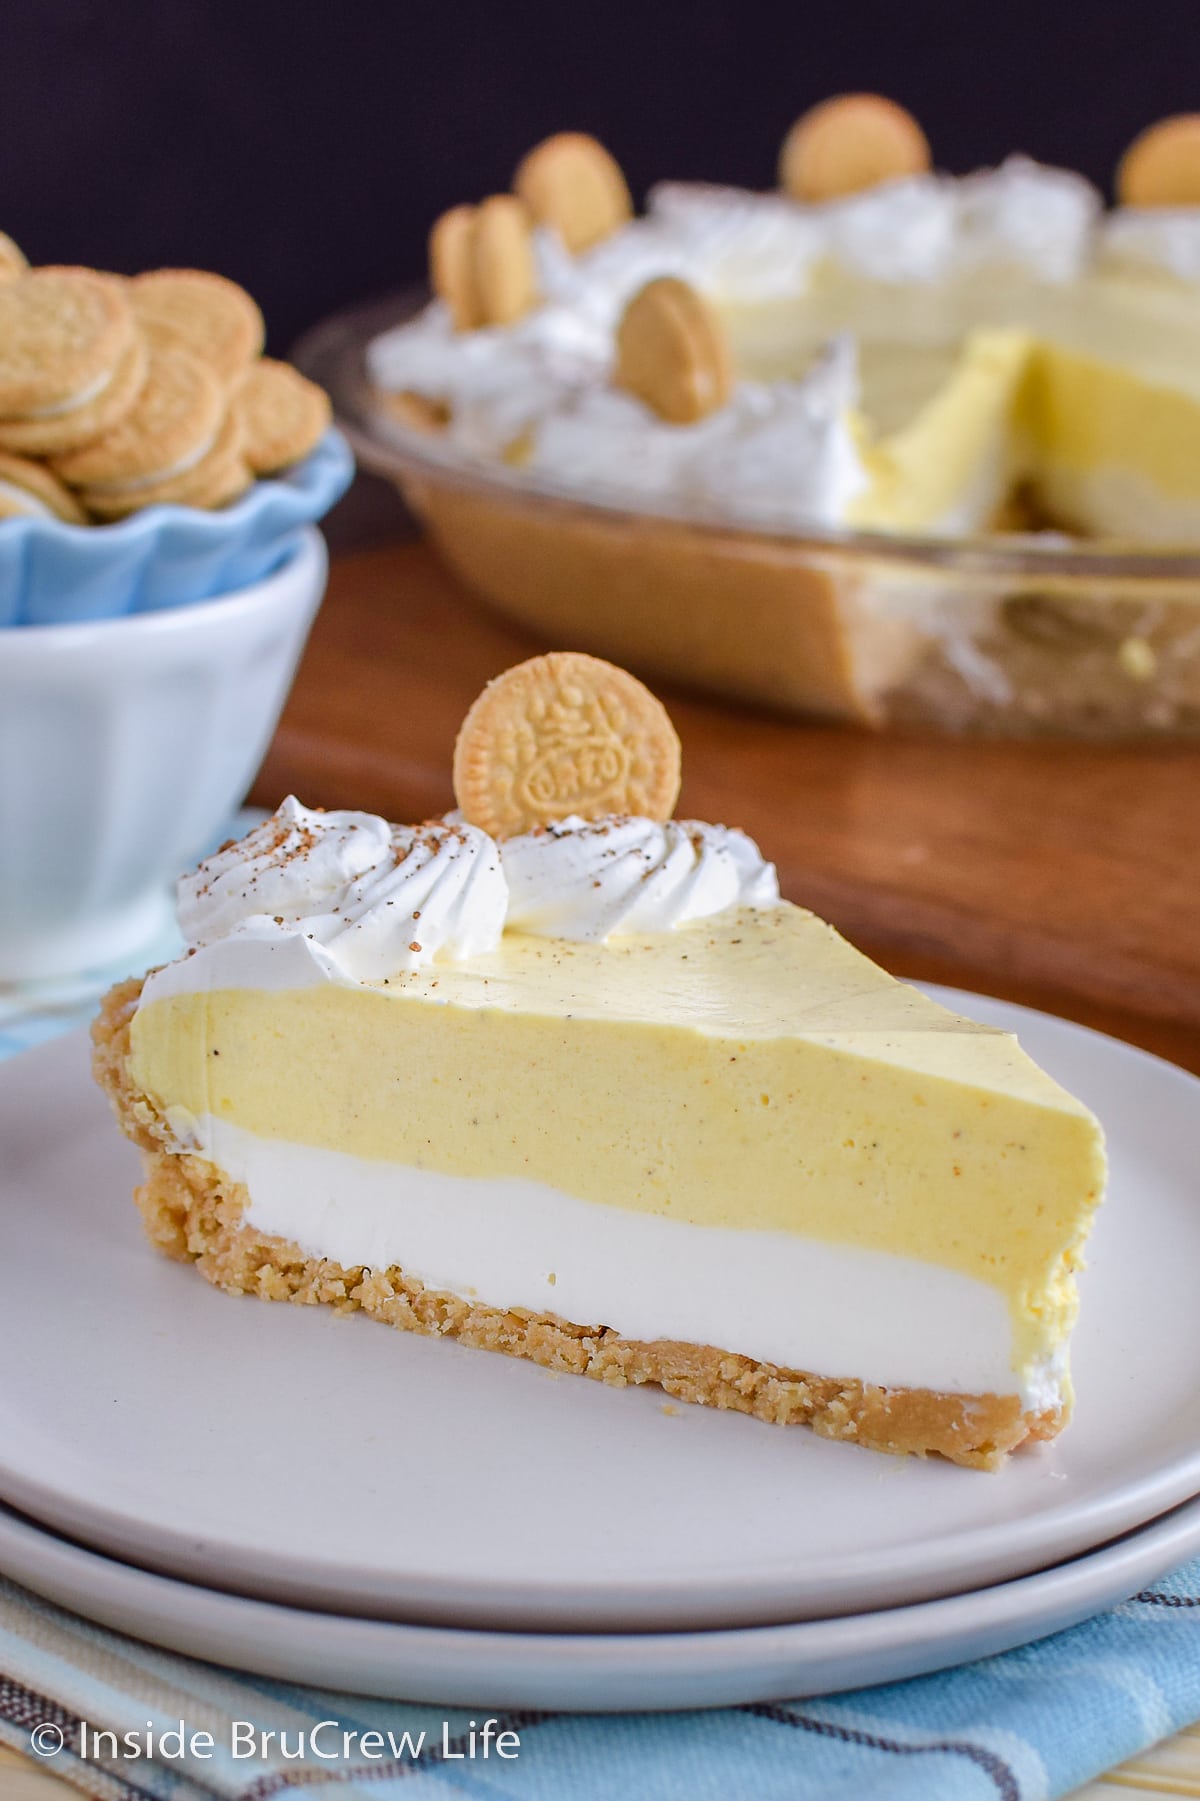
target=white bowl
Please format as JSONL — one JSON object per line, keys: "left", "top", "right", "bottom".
{"left": 0, "top": 525, "right": 327, "bottom": 982}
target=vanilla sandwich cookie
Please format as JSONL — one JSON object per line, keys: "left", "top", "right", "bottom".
{"left": 0, "top": 330, "right": 149, "bottom": 456}
{"left": 52, "top": 345, "right": 225, "bottom": 494}
{"left": 0, "top": 450, "right": 87, "bottom": 522}
{"left": 81, "top": 407, "right": 251, "bottom": 517}
{"left": 0, "top": 268, "right": 136, "bottom": 425}
{"left": 130, "top": 269, "right": 265, "bottom": 389}
{"left": 232, "top": 357, "right": 331, "bottom": 474}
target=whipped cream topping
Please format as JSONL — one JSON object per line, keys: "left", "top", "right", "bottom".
{"left": 369, "top": 156, "right": 1116, "bottom": 533}
{"left": 651, "top": 159, "right": 1101, "bottom": 287}
{"left": 823, "top": 176, "right": 959, "bottom": 283}
{"left": 179, "top": 799, "right": 507, "bottom": 981}
{"left": 535, "top": 219, "right": 710, "bottom": 328}
{"left": 1101, "top": 208, "right": 1200, "bottom": 283}
{"left": 525, "top": 336, "right": 867, "bottom": 527}
{"left": 952, "top": 157, "right": 1101, "bottom": 283}
{"left": 176, "top": 799, "right": 781, "bottom": 984}
{"left": 501, "top": 814, "right": 780, "bottom": 940}
{"left": 179, "top": 799, "right": 393, "bottom": 945}
{"left": 629, "top": 186, "right": 828, "bottom": 304}
{"left": 368, "top": 289, "right": 611, "bottom": 461}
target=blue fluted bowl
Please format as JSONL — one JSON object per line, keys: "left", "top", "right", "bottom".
{"left": 0, "top": 428, "right": 354, "bottom": 627}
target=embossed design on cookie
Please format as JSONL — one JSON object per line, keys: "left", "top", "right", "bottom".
{"left": 453, "top": 651, "right": 682, "bottom": 838}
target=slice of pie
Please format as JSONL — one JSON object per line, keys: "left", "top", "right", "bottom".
{"left": 94, "top": 653, "right": 1106, "bottom": 1469}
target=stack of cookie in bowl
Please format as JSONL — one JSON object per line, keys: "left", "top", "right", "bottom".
{"left": 0, "top": 247, "right": 330, "bottom": 525}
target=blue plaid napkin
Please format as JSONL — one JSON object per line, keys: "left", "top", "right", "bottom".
{"left": 1, "top": 1567, "right": 1199, "bottom": 1799}
{"left": 2, "top": 834, "right": 1198, "bottom": 1799}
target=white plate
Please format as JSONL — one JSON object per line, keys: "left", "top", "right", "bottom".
{"left": 3, "top": 995, "right": 1200, "bottom": 1634}
{"left": 1, "top": 1492, "right": 1199, "bottom": 1711}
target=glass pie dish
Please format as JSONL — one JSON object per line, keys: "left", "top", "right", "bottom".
{"left": 299, "top": 292, "right": 1200, "bottom": 738}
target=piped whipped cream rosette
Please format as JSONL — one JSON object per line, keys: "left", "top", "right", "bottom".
{"left": 369, "top": 102, "right": 1200, "bottom": 547}
{"left": 167, "top": 796, "right": 780, "bottom": 991}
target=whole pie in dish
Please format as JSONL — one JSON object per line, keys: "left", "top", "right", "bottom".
{"left": 354, "top": 103, "right": 1200, "bottom": 737}
{"left": 94, "top": 652, "right": 1107, "bottom": 1469}
{"left": 369, "top": 102, "right": 1200, "bottom": 546}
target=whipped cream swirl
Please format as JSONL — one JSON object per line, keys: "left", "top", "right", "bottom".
{"left": 501, "top": 814, "right": 780, "bottom": 941}
{"left": 180, "top": 799, "right": 507, "bottom": 981}
{"left": 178, "top": 799, "right": 781, "bottom": 982}
{"left": 526, "top": 335, "right": 867, "bottom": 528}
{"left": 178, "top": 798, "right": 392, "bottom": 945}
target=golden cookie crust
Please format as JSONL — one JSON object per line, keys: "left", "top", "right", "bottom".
{"left": 1118, "top": 114, "right": 1200, "bottom": 207}
{"left": 514, "top": 131, "right": 633, "bottom": 254}
{"left": 52, "top": 345, "right": 225, "bottom": 488}
{"left": 82, "top": 407, "right": 248, "bottom": 517}
{"left": 130, "top": 269, "right": 265, "bottom": 388}
{"left": 0, "top": 450, "right": 87, "bottom": 522}
{"left": 91, "top": 976, "right": 1065, "bottom": 1474}
{"left": 232, "top": 357, "right": 331, "bottom": 474}
{"left": 0, "top": 267, "right": 135, "bottom": 418}
{"left": 615, "top": 276, "right": 734, "bottom": 425}
{"left": 453, "top": 649, "right": 683, "bottom": 837}
{"left": 779, "top": 93, "right": 931, "bottom": 201}
{"left": 0, "top": 330, "right": 148, "bottom": 457}
{"left": 0, "top": 233, "right": 28, "bottom": 283}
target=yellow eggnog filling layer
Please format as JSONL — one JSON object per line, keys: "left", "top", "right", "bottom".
{"left": 1031, "top": 345, "right": 1200, "bottom": 499}
{"left": 130, "top": 906, "right": 1105, "bottom": 1373}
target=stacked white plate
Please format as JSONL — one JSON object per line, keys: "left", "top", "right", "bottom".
{"left": 4, "top": 992, "right": 1200, "bottom": 1710}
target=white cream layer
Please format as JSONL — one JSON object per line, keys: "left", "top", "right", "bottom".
{"left": 182, "top": 1112, "right": 1056, "bottom": 1406}
{"left": 81, "top": 424, "right": 221, "bottom": 496}
{"left": 23, "top": 361, "right": 115, "bottom": 421}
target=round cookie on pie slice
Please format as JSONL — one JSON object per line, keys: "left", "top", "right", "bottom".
{"left": 453, "top": 650, "right": 682, "bottom": 837}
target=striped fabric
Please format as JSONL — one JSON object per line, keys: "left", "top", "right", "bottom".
{"left": 1, "top": 1568, "right": 1199, "bottom": 1799}
{"left": 2, "top": 821, "right": 1199, "bottom": 1798}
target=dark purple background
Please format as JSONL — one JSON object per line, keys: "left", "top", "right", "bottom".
{"left": 4, "top": 0, "right": 1195, "bottom": 352}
